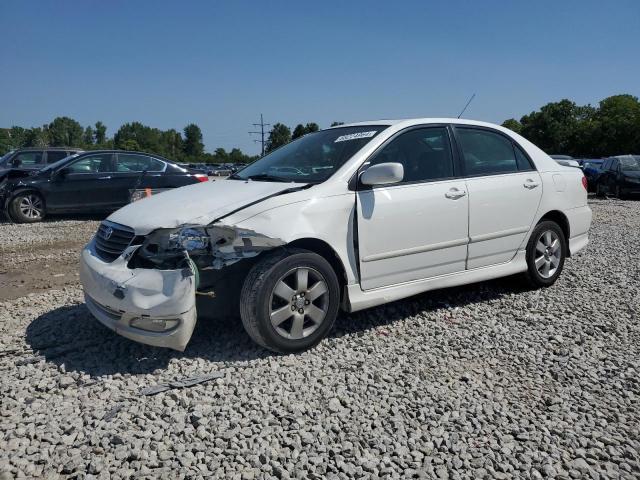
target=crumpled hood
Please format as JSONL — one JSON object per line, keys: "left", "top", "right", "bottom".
{"left": 107, "top": 179, "right": 306, "bottom": 235}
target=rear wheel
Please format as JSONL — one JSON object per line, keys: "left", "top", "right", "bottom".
{"left": 615, "top": 185, "right": 627, "bottom": 200}
{"left": 10, "top": 192, "right": 46, "bottom": 223}
{"left": 523, "top": 221, "right": 566, "bottom": 288}
{"left": 240, "top": 248, "right": 340, "bottom": 353}
{"left": 596, "top": 182, "right": 606, "bottom": 198}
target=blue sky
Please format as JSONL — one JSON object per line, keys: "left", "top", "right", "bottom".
{"left": 1, "top": 0, "right": 638, "bottom": 154}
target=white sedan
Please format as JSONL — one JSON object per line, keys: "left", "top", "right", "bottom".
{"left": 80, "top": 118, "right": 591, "bottom": 352}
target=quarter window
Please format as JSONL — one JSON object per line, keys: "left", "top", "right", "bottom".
{"left": 116, "top": 154, "right": 164, "bottom": 172}
{"left": 67, "top": 154, "right": 112, "bottom": 173}
{"left": 456, "top": 128, "right": 519, "bottom": 176}
{"left": 46, "top": 151, "right": 69, "bottom": 163}
{"left": 369, "top": 127, "right": 454, "bottom": 183}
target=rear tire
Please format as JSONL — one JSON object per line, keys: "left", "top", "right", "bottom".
{"left": 523, "top": 221, "right": 566, "bottom": 288}
{"left": 596, "top": 182, "right": 605, "bottom": 198}
{"left": 240, "top": 248, "right": 340, "bottom": 353}
{"left": 9, "top": 192, "right": 46, "bottom": 223}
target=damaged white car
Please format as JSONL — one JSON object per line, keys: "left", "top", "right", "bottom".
{"left": 80, "top": 119, "right": 592, "bottom": 352}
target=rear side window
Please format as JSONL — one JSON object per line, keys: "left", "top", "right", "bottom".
{"left": 67, "top": 154, "right": 112, "bottom": 173}
{"left": 456, "top": 128, "right": 519, "bottom": 176}
{"left": 369, "top": 127, "right": 454, "bottom": 183}
{"left": 46, "top": 151, "right": 69, "bottom": 164}
{"left": 13, "top": 151, "right": 44, "bottom": 167}
{"left": 116, "top": 154, "right": 165, "bottom": 172}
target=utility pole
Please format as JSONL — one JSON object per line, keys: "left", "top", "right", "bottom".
{"left": 249, "top": 113, "right": 270, "bottom": 156}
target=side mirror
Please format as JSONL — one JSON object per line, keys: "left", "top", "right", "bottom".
{"left": 11, "top": 158, "right": 21, "bottom": 167}
{"left": 54, "top": 167, "right": 70, "bottom": 179}
{"left": 360, "top": 162, "right": 404, "bottom": 186}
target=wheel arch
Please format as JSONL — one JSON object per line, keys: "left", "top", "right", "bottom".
{"left": 537, "top": 210, "right": 571, "bottom": 256}
{"left": 286, "top": 237, "right": 348, "bottom": 299}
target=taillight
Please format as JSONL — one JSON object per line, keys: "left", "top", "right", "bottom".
{"left": 195, "top": 174, "right": 209, "bottom": 183}
{"left": 581, "top": 176, "right": 588, "bottom": 190}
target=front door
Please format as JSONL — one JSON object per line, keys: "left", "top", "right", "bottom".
{"left": 111, "top": 153, "right": 167, "bottom": 207}
{"left": 453, "top": 126, "right": 543, "bottom": 269}
{"left": 46, "top": 153, "right": 116, "bottom": 212}
{"left": 357, "top": 126, "right": 469, "bottom": 290}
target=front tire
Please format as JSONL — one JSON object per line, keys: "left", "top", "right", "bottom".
{"left": 240, "top": 248, "right": 340, "bottom": 353}
{"left": 523, "top": 221, "right": 566, "bottom": 288}
{"left": 9, "top": 192, "right": 46, "bottom": 223}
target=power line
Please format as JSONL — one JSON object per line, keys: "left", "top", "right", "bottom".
{"left": 249, "top": 113, "right": 270, "bottom": 156}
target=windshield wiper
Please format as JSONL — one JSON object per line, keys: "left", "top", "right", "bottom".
{"left": 242, "top": 173, "right": 291, "bottom": 182}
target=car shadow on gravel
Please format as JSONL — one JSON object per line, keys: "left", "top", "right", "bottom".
{"left": 24, "top": 275, "right": 530, "bottom": 377}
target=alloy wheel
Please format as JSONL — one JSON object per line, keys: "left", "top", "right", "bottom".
{"left": 534, "top": 230, "right": 562, "bottom": 279}
{"left": 19, "top": 194, "right": 43, "bottom": 219}
{"left": 269, "top": 267, "right": 329, "bottom": 340}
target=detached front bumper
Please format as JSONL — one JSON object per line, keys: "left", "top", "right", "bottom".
{"left": 79, "top": 239, "right": 197, "bottom": 351}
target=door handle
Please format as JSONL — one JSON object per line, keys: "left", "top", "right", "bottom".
{"left": 98, "top": 176, "right": 112, "bottom": 180}
{"left": 445, "top": 188, "right": 467, "bottom": 199}
{"left": 523, "top": 179, "right": 540, "bottom": 189}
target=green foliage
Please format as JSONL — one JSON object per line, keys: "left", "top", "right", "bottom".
{"left": 183, "top": 124, "right": 204, "bottom": 157}
{"left": 47, "top": 116, "right": 84, "bottom": 147}
{"left": 292, "top": 124, "right": 306, "bottom": 140}
{"left": 94, "top": 121, "right": 107, "bottom": 145}
{"left": 501, "top": 118, "right": 522, "bottom": 134}
{"left": 83, "top": 126, "right": 94, "bottom": 145}
{"left": 330, "top": 121, "right": 344, "bottom": 127}
{"left": 266, "top": 123, "right": 292, "bottom": 153}
{"left": 505, "top": 94, "right": 640, "bottom": 157}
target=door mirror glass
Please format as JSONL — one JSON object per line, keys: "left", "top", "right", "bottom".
{"left": 360, "top": 162, "right": 404, "bottom": 186}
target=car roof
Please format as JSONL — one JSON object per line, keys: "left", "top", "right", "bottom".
{"left": 331, "top": 118, "right": 514, "bottom": 129}
{"left": 14, "top": 146, "right": 83, "bottom": 151}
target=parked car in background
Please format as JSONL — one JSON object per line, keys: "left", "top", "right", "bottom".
{"left": 554, "top": 158, "right": 581, "bottom": 168}
{"left": 0, "top": 150, "right": 208, "bottom": 223}
{"left": 0, "top": 147, "right": 83, "bottom": 170}
{"left": 550, "top": 155, "right": 574, "bottom": 160}
{"left": 578, "top": 159, "right": 604, "bottom": 192}
{"left": 596, "top": 155, "right": 640, "bottom": 199}
{"left": 79, "top": 118, "right": 591, "bottom": 353}
{"left": 210, "top": 165, "right": 232, "bottom": 176}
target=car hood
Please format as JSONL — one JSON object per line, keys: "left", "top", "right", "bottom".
{"left": 107, "top": 179, "right": 308, "bottom": 235}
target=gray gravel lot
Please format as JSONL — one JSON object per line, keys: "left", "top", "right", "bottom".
{"left": 1, "top": 199, "right": 639, "bottom": 479}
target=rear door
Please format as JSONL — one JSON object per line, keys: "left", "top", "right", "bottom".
{"left": 357, "top": 126, "right": 469, "bottom": 290}
{"left": 112, "top": 153, "right": 167, "bottom": 206}
{"left": 46, "top": 153, "right": 115, "bottom": 211}
{"left": 453, "top": 126, "right": 542, "bottom": 269}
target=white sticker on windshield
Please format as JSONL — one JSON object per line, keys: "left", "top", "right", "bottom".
{"left": 334, "top": 131, "right": 377, "bottom": 143}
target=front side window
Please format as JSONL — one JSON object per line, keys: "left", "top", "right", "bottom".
{"left": 610, "top": 159, "right": 618, "bottom": 171}
{"left": 13, "top": 151, "right": 44, "bottom": 167}
{"left": 116, "top": 154, "right": 164, "bottom": 172}
{"left": 66, "top": 154, "right": 112, "bottom": 173}
{"left": 231, "top": 126, "right": 387, "bottom": 183}
{"left": 368, "top": 127, "right": 454, "bottom": 183}
{"left": 456, "top": 128, "right": 519, "bottom": 176}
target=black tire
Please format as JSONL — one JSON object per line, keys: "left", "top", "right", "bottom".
{"left": 240, "top": 248, "right": 340, "bottom": 353}
{"left": 9, "top": 191, "right": 46, "bottom": 223}
{"left": 615, "top": 185, "right": 627, "bottom": 200}
{"left": 523, "top": 221, "right": 566, "bottom": 288}
{"left": 595, "top": 182, "right": 605, "bottom": 198}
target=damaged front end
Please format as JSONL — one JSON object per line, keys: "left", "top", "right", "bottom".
{"left": 81, "top": 222, "right": 285, "bottom": 351}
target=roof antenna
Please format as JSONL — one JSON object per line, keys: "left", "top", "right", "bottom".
{"left": 457, "top": 93, "right": 476, "bottom": 118}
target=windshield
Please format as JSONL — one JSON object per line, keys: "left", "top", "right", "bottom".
{"left": 40, "top": 152, "right": 81, "bottom": 172}
{"left": 232, "top": 126, "right": 387, "bottom": 183}
{"left": 620, "top": 156, "right": 640, "bottom": 172}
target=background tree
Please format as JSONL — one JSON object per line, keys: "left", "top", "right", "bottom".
{"left": 292, "top": 124, "right": 306, "bottom": 140}
{"left": 161, "top": 129, "right": 183, "bottom": 158}
{"left": 83, "top": 126, "right": 94, "bottom": 146}
{"left": 23, "top": 127, "right": 49, "bottom": 147}
{"left": 213, "top": 147, "right": 228, "bottom": 162}
{"left": 330, "top": 121, "right": 344, "bottom": 127}
{"left": 94, "top": 121, "right": 107, "bottom": 145}
{"left": 591, "top": 94, "right": 640, "bottom": 156}
{"left": 501, "top": 118, "right": 523, "bottom": 134}
{"left": 183, "top": 123, "right": 204, "bottom": 157}
{"left": 47, "top": 116, "right": 84, "bottom": 147}
{"left": 265, "top": 123, "right": 291, "bottom": 153}
{"left": 304, "top": 122, "right": 319, "bottom": 134}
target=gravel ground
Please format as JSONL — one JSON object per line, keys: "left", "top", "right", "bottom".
{"left": 0, "top": 199, "right": 639, "bottom": 479}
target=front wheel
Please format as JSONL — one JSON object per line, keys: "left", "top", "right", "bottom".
{"left": 523, "top": 221, "right": 566, "bottom": 288}
{"left": 9, "top": 192, "right": 46, "bottom": 223}
{"left": 240, "top": 248, "right": 340, "bottom": 353}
